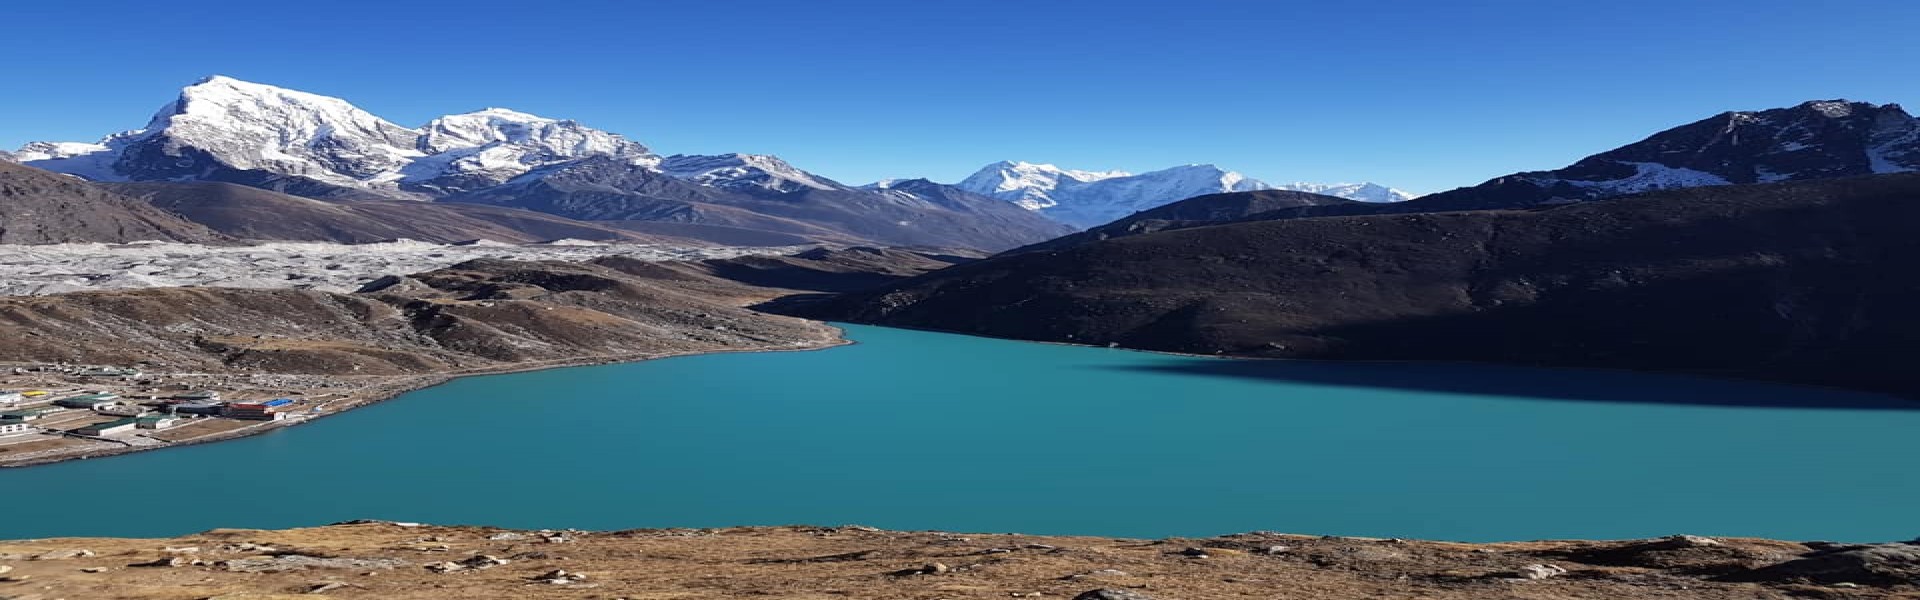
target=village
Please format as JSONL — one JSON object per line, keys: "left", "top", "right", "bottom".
{"left": 0, "top": 363, "right": 402, "bottom": 467}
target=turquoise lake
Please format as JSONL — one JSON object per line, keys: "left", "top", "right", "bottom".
{"left": 2, "top": 323, "right": 1916, "bottom": 542}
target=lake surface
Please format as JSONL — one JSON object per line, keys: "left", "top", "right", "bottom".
{"left": 3, "top": 324, "right": 1917, "bottom": 542}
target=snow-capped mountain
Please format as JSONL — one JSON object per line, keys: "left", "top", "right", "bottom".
{"left": 956, "top": 161, "right": 1133, "bottom": 211}
{"left": 1420, "top": 100, "right": 1920, "bottom": 209}
{"left": 13, "top": 76, "right": 1072, "bottom": 251}
{"left": 17, "top": 76, "right": 656, "bottom": 198}
{"left": 1276, "top": 182, "right": 1415, "bottom": 204}
{"left": 955, "top": 161, "right": 1410, "bottom": 228}
{"left": 659, "top": 153, "right": 845, "bottom": 193}
{"left": 407, "top": 107, "right": 657, "bottom": 194}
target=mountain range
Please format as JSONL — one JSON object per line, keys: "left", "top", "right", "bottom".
{"left": 787, "top": 98, "right": 1920, "bottom": 397}
{"left": 1202, "top": 100, "right": 1920, "bottom": 225}
{"left": 952, "top": 160, "right": 1412, "bottom": 228}
{"left": 794, "top": 172, "right": 1920, "bottom": 397}
{"left": 7, "top": 76, "right": 1071, "bottom": 250}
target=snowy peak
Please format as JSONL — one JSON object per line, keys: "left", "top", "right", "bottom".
{"left": 1276, "top": 182, "right": 1415, "bottom": 203}
{"left": 406, "top": 107, "right": 657, "bottom": 193}
{"left": 15, "top": 76, "right": 668, "bottom": 197}
{"left": 11, "top": 141, "right": 111, "bottom": 162}
{"left": 153, "top": 75, "right": 422, "bottom": 180}
{"left": 417, "top": 108, "right": 650, "bottom": 158}
{"left": 1507, "top": 99, "right": 1920, "bottom": 200}
{"left": 954, "top": 160, "right": 1407, "bottom": 228}
{"left": 956, "top": 161, "right": 1131, "bottom": 210}
{"left": 658, "top": 153, "right": 844, "bottom": 193}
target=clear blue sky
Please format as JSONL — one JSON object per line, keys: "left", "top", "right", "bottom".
{"left": 4, "top": 0, "right": 1917, "bottom": 194}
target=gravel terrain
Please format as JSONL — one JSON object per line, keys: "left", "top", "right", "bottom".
{"left": 0, "top": 523, "right": 1910, "bottom": 599}
{"left": 0, "top": 239, "right": 808, "bottom": 296}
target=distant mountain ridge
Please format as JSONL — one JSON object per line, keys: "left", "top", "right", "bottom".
{"left": 1405, "top": 99, "right": 1920, "bottom": 211}
{"left": 12, "top": 76, "right": 1070, "bottom": 250}
{"left": 953, "top": 160, "right": 1413, "bottom": 228}
{"left": 1086, "top": 99, "right": 1920, "bottom": 231}
{"left": 0, "top": 161, "right": 229, "bottom": 244}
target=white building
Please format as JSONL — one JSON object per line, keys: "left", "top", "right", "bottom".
{"left": 94, "top": 403, "right": 149, "bottom": 417}
{"left": 0, "top": 422, "right": 34, "bottom": 436}
{"left": 137, "top": 415, "right": 185, "bottom": 430}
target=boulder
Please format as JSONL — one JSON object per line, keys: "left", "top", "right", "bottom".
{"left": 456, "top": 555, "right": 509, "bottom": 570}
{"left": 1515, "top": 564, "right": 1568, "bottom": 580}
{"left": 1661, "top": 535, "right": 1724, "bottom": 548}
{"left": 132, "top": 556, "right": 190, "bottom": 568}
{"left": 1073, "top": 590, "right": 1158, "bottom": 600}
{"left": 1735, "top": 543, "right": 1920, "bottom": 586}
{"left": 534, "top": 569, "right": 588, "bottom": 584}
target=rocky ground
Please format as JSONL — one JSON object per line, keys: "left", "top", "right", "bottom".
{"left": 0, "top": 239, "right": 809, "bottom": 296}
{"left": 0, "top": 247, "right": 971, "bottom": 467}
{"left": 0, "top": 523, "right": 1911, "bottom": 599}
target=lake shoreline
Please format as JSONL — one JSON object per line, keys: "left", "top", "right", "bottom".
{"left": 824, "top": 320, "right": 1920, "bottom": 405}
{"left": 0, "top": 325, "right": 853, "bottom": 469}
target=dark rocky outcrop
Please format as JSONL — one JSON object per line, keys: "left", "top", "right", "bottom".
{"left": 1729, "top": 542, "right": 1920, "bottom": 585}
{"left": 794, "top": 173, "right": 1920, "bottom": 397}
{"left": 0, "top": 162, "right": 228, "bottom": 244}
{"left": 103, "top": 180, "right": 693, "bottom": 245}
{"left": 1011, "top": 189, "right": 1359, "bottom": 253}
{"left": 663, "top": 246, "right": 977, "bottom": 293}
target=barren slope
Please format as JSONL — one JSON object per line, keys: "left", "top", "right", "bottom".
{"left": 798, "top": 174, "right": 1920, "bottom": 397}
{"left": 0, "top": 523, "right": 1908, "bottom": 599}
{"left": 103, "top": 181, "right": 699, "bottom": 244}
{"left": 0, "top": 258, "right": 836, "bottom": 375}
{"left": 0, "top": 162, "right": 227, "bottom": 244}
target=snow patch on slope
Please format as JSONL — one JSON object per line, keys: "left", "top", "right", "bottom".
{"left": 1568, "top": 161, "right": 1733, "bottom": 193}
{"left": 659, "top": 153, "right": 843, "bottom": 192}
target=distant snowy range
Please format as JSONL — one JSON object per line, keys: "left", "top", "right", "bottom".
{"left": 6, "top": 76, "right": 1414, "bottom": 235}
{"left": 944, "top": 161, "right": 1412, "bottom": 228}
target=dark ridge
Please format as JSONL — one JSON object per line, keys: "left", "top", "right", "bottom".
{"left": 0, "top": 162, "right": 229, "bottom": 244}
{"left": 790, "top": 173, "right": 1920, "bottom": 400}
{"left": 101, "top": 180, "right": 698, "bottom": 245}
{"left": 1010, "top": 189, "right": 1359, "bottom": 253}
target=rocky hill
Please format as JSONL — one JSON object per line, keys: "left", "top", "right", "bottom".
{"left": 1011, "top": 189, "right": 1359, "bottom": 253}
{"left": 1131, "top": 100, "right": 1920, "bottom": 230}
{"left": 0, "top": 162, "right": 228, "bottom": 244}
{"left": 795, "top": 173, "right": 1920, "bottom": 397}
{"left": 659, "top": 246, "right": 978, "bottom": 293}
{"left": 1397, "top": 99, "right": 1920, "bottom": 212}
{"left": 103, "top": 180, "right": 691, "bottom": 245}
{"left": 0, "top": 257, "right": 836, "bottom": 375}
{"left": 0, "top": 523, "right": 1908, "bottom": 599}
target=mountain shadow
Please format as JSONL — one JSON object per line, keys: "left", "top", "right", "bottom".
{"left": 795, "top": 174, "right": 1920, "bottom": 402}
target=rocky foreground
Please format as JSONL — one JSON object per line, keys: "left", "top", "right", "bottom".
{"left": 0, "top": 523, "right": 1912, "bottom": 599}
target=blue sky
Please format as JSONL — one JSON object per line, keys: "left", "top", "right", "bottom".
{"left": 4, "top": 0, "right": 1917, "bottom": 193}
